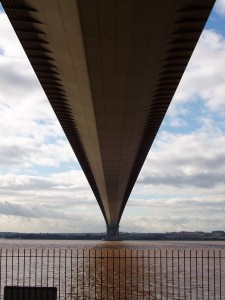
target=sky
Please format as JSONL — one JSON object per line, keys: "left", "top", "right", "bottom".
{"left": 0, "top": 1, "right": 225, "bottom": 233}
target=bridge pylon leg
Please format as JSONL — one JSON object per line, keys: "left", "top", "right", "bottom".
{"left": 103, "top": 225, "right": 122, "bottom": 241}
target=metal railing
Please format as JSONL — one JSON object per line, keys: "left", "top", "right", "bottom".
{"left": 0, "top": 249, "right": 224, "bottom": 299}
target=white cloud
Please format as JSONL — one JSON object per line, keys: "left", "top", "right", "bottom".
{"left": 122, "top": 195, "right": 225, "bottom": 232}
{"left": 0, "top": 213, "right": 105, "bottom": 233}
{"left": 170, "top": 30, "right": 225, "bottom": 116}
{"left": 0, "top": 135, "right": 76, "bottom": 168}
{"left": 0, "top": 170, "right": 104, "bottom": 232}
{"left": 0, "top": 11, "right": 77, "bottom": 171}
{"left": 136, "top": 124, "right": 225, "bottom": 192}
{"left": 0, "top": 12, "right": 25, "bottom": 58}
{"left": 215, "top": 0, "right": 225, "bottom": 16}
{"left": 0, "top": 11, "right": 97, "bottom": 232}
{"left": 0, "top": 170, "right": 93, "bottom": 199}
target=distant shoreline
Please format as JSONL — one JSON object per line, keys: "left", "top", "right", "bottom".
{"left": 1, "top": 231, "right": 225, "bottom": 241}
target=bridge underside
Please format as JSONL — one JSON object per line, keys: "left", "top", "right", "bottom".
{"left": 2, "top": 0, "right": 215, "bottom": 237}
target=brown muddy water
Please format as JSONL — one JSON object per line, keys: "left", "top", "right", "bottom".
{"left": 0, "top": 240, "right": 225, "bottom": 299}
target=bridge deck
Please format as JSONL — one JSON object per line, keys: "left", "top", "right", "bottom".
{"left": 2, "top": 0, "right": 215, "bottom": 230}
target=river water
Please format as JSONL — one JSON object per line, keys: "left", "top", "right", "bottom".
{"left": 0, "top": 239, "right": 225, "bottom": 299}
{"left": 1, "top": 238, "right": 225, "bottom": 250}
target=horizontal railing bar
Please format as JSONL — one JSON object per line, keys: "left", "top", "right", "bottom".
{"left": 0, "top": 255, "right": 225, "bottom": 259}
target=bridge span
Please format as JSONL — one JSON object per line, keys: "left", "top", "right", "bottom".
{"left": 2, "top": 0, "right": 215, "bottom": 240}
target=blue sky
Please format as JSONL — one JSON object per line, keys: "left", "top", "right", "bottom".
{"left": 0, "top": 1, "right": 225, "bottom": 233}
